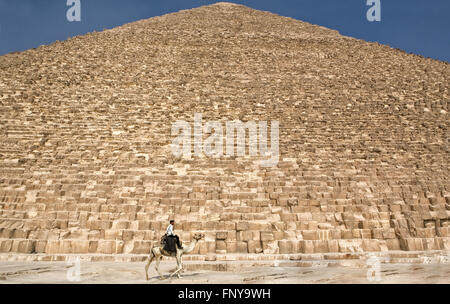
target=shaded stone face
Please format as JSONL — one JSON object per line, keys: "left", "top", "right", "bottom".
{"left": 0, "top": 3, "right": 448, "bottom": 258}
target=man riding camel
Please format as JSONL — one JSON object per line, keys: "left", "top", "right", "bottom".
{"left": 166, "top": 220, "right": 182, "bottom": 250}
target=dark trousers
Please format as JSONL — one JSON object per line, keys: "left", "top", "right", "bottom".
{"left": 169, "top": 235, "right": 181, "bottom": 248}
{"left": 174, "top": 235, "right": 181, "bottom": 247}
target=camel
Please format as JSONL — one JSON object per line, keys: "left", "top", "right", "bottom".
{"left": 145, "top": 233, "right": 205, "bottom": 280}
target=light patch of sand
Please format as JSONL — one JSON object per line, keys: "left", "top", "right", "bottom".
{"left": 0, "top": 261, "right": 449, "bottom": 284}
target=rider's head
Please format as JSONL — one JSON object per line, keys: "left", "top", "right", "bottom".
{"left": 170, "top": 220, "right": 175, "bottom": 226}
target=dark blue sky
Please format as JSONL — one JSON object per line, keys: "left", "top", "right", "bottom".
{"left": 0, "top": 0, "right": 449, "bottom": 62}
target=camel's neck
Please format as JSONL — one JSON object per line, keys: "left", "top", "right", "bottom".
{"left": 183, "top": 239, "right": 198, "bottom": 254}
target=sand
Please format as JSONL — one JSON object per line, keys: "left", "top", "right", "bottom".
{"left": 0, "top": 261, "right": 449, "bottom": 284}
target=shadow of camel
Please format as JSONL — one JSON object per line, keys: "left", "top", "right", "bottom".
{"left": 147, "top": 272, "right": 202, "bottom": 282}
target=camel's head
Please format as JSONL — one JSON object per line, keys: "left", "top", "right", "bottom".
{"left": 193, "top": 233, "right": 205, "bottom": 241}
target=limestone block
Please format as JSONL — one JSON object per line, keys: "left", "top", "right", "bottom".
{"left": 204, "top": 232, "right": 216, "bottom": 242}
{"left": 423, "top": 238, "right": 439, "bottom": 250}
{"left": 252, "top": 231, "right": 260, "bottom": 241}
{"left": 278, "top": 240, "right": 296, "bottom": 254}
{"left": 313, "top": 240, "right": 329, "bottom": 253}
{"left": 236, "top": 241, "right": 248, "bottom": 253}
{"left": 302, "top": 230, "right": 318, "bottom": 240}
{"left": 424, "top": 228, "right": 436, "bottom": 238}
{"left": 414, "top": 238, "right": 424, "bottom": 251}
{"left": 439, "top": 227, "right": 449, "bottom": 237}
{"left": 260, "top": 231, "right": 274, "bottom": 242}
{"left": 54, "top": 220, "right": 68, "bottom": 230}
{"left": 88, "top": 220, "right": 111, "bottom": 230}
{"left": 133, "top": 231, "right": 145, "bottom": 241}
{"left": 344, "top": 221, "right": 360, "bottom": 229}
{"left": 273, "top": 231, "right": 284, "bottom": 240}
{"left": 362, "top": 240, "right": 381, "bottom": 252}
{"left": 68, "top": 228, "right": 89, "bottom": 240}
{"left": 98, "top": 240, "right": 116, "bottom": 254}
{"left": 88, "top": 230, "right": 102, "bottom": 240}
{"left": 341, "top": 230, "right": 353, "bottom": 239}
{"left": 226, "top": 241, "right": 237, "bottom": 253}
{"left": 352, "top": 229, "right": 361, "bottom": 238}
{"left": 224, "top": 221, "right": 236, "bottom": 230}
{"left": 248, "top": 240, "right": 263, "bottom": 254}
{"left": 198, "top": 241, "right": 208, "bottom": 255}
{"left": 12, "top": 229, "right": 29, "bottom": 239}
{"left": 129, "top": 221, "right": 139, "bottom": 230}
{"left": 307, "top": 221, "right": 318, "bottom": 230}
{"left": 441, "top": 237, "right": 450, "bottom": 250}
{"left": 138, "top": 221, "right": 150, "bottom": 230}
{"left": 116, "top": 241, "right": 124, "bottom": 254}
{"left": 72, "top": 240, "right": 89, "bottom": 254}
{"left": 216, "top": 240, "right": 226, "bottom": 253}
{"left": 122, "top": 230, "right": 134, "bottom": 241}
{"left": 378, "top": 240, "right": 389, "bottom": 251}
{"left": 149, "top": 221, "right": 161, "bottom": 230}
{"left": 144, "top": 230, "right": 153, "bottom": 240}
{"left": 262, "top": 241, "right": 278, "bottom": 254}
{"left": 360, "top": 229, "right": 371, "bottom": 239}
{"left": 327, "top": 240, "right": 339, "bottom": 252}
{"left": 112, "top": 220, "right": 129, "bottom": 229}
{"left": 60, "top": 240, "right": 73, "bottom": 254}
{"left": 10, "top": 240, "right": 20, "bottom": 252}
{"left": 386, "top": 239, "right": 401, "bottom": 251}
{"left": 280, "top": 213, "right": 296, "bottom": 221}
{"left": 105, "top": 229, "right": 120, "bottom": 240}
{"left": 35, "top": 241, "right": 47, "bottom": 253}
{"left": 122, "top": 241, "right": 134, "bottom": 254}
{"left": 227, "top": 231, "right": 237, "bottom": 241}
{"left": 180, "top": 231, "right": 191, "bottom": 241}
{"left": 382, "top": 228, "right": 396, "bottom": 239}
{"left": 0, "top": 228, "right": 12, "bottom": 238}
{"left": 47, "top": 230, "right": 60, "bottom": 240}
{"left": 399, "top": 238, "right": 421, "bottom": 251}
{"left": 45, "top": 240, "right": 60, "bottom": 254}
{"left": 89, "top": 241, "right": 98, "bottom": 253}
{"left": 0, "top": 240, "right": 12, "bottom": 253}
{"left": 318, "top": 223, "right": 334, "bottom": 229}
{"left": 318, "top": 230, "right": 330, "bottom": 240}
{"left": 236, "top": 221, "right": 249, "bottom": 231}
{"left": 330, "top": 230, "right": 342, "bottom": 240}
{"left": 206, "top": 241, "right": 216, "bottom": 253}
{"left": 299, "top": 240, "right": 314, "bottom": 254}
{"left": 253, "top": 222, "right": 272, "bottom": 231}
{"left": 216, "top": 231, "right": 228, "bottom": 240}
{"left": 130, "top": 240, "right": 151, "bottom": 254}
{"left": 338, "top": 240, "right": 363, "bottom": 253}
{"left": 204, "top": 221, "right": 219, "bottom": 231}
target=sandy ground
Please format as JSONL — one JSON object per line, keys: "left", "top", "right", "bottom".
{"left": 0, "top": 261, "right": 449, "bottom": 284}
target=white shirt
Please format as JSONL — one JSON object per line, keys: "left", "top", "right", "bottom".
{"left": 166, "top": 224, "right": 174, "bottom": 236}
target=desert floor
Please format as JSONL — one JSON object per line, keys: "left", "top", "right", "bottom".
{"left": 0, "top": 260, "right": 449, "bottom": 284}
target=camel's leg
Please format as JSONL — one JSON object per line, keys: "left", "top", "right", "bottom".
{"left": 177, "top": 255, "right": 184, "bottom": 279}
{"left": 155, "top": 255, "right": 164, "bottom": 280}
{"left": 170, "top": 254, "right": 183, "bottom": 279}
{"left": 178, "top": 255, "right": 184, "bottom": 278}
{"left": 145, "top": 251, "right": 155, "bottom": 281}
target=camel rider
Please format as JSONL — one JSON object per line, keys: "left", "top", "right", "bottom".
{"left": 166, "top": 220, "right": 182, "bottom": 249}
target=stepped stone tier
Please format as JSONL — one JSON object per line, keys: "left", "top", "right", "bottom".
{"left": 0, "top": 2, "right": 449, "bottom": 260}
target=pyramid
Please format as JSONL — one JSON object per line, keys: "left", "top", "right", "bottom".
{"left": 0, "top": 2, "right": 448, "bottom": 260}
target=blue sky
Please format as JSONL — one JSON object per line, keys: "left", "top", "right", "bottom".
{"left": 0, "top": 0, "right": 449, "bottom": 62}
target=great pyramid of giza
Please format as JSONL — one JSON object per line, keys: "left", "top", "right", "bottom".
{"left": 0, "top": 2, "right": 448, "bottom": 261}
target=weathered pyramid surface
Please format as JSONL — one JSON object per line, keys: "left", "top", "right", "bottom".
{"left": 0, "top": 2, "right": 449, "bottom": 259}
